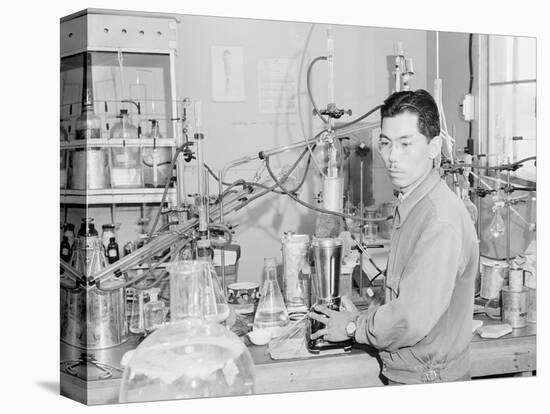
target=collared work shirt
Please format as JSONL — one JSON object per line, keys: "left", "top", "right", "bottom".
{"left": 355, "top": 168, "right": 479, "bottom": 383}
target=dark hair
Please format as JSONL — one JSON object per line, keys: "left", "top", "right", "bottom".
{"left": 380, "top": 89, "right": 440, "bottom": 141}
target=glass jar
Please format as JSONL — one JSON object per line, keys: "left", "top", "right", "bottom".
{"left": 110, "top": 109, "right": 142, "bottom": 188}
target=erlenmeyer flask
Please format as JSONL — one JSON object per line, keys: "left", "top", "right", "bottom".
{"left": 490, "top": 205, "right": 505, "bottom": 238}
{"left": 253, "top": 258, "right": 289, "bottom": 331}
{"left": 168, "top": 260, "right": 229, "bottom": 324}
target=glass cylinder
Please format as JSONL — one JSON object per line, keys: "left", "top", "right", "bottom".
{"left": 110, "top": 109, "right": 143, "bottom": 188}
{"left": 143, "top": 120, "right": 173, "bottom": 188}
{"left": 363, "top": 206, "right": 379, "bottom": 242}
{"left": 281, "top": 233, "right": 310, "bottom": 314}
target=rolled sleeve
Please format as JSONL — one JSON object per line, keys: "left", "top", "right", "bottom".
{"left": 355, "top": 221, "right": 462, "bottom": 352}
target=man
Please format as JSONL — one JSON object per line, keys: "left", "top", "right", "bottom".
{"left": 309, "top": 89, "right": 479, "bottom": 385}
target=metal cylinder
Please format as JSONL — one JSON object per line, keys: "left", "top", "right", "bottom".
{"left": 501, "top": 287, "right": 528, "bottom": 329}
{"left": 60, "top": 281, "right": 127, "bottom": 349}
{"left": 312, "top": 238, "right": 342, "bottom": 303}
{"left": 480, "top": 262, "right": 509, "bottom": 299}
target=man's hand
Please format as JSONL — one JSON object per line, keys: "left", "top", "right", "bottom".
{"left": 308, "top": 296, "right": 358, "bottom": 342}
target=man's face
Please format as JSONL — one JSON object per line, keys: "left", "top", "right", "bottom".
{"left": 378, "top": 111, "right": 440, "bottom": 193}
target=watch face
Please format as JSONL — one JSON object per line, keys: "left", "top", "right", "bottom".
{"left": 346, "top": 321, "right": 356, "bottom": 336}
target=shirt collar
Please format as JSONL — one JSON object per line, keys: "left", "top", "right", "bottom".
{"left": 393, "top": 168, "right": 442, "bottom": 229}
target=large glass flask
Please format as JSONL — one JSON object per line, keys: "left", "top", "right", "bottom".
{"left": 142, "top": 120, "right": 173, "bottom": 188}
{"left": 110, "top": 109, "right": 143, "bottom": 188}
{"left": 169, "top": 260, "right": 229, "bottom": 324}
{"left": 118, "top": 317, "right": 255, "bottom": 402}
{"left": 120, "top": 259, "right": 254, "bottom": 402}
{"left": 282, "top": 233, "right": 311, "bottom": 315}
{"left": 253, "top": 258, "right": 289, "bottom": 332}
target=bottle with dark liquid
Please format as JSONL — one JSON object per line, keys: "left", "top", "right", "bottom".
{"left": 60, "top": 236, "right": 72, "bottom": 263}
{"left": 107, "top": 237, "right": 120, "bottom": 264}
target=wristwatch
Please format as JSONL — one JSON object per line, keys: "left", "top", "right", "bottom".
{"left": 346, "top": 317, "right": 358, "bottom": 338}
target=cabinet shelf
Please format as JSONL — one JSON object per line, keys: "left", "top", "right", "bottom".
{"left": 60, "top": 138, "right": 177, "bottom": 149}
{"left": 60, "top": 188, "right": 176, "bottom": 205}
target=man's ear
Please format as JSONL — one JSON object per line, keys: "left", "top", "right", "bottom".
{"left": 429, "top": 135, "right": 442, "bottom": 160}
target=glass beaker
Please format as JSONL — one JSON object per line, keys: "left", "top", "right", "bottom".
{"left": 110, "top": 109, "right": 143, "bottom": 188}
{"left": 253, "top": 258, "right": 289, "bottom": 332}
{"left": 363, "top": 206, "right": 379, "bottom": 242}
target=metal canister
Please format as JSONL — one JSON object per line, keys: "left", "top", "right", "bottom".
{"left": 480, "top": 262, "right": 509, "bottom": 299}
{"left": 312, "top": 238, "right": 342, "bottom": 303}
{"left": 60, "top": 280, "right": 127, "bottom": 349}
{"left": 501, "top": 287, "right": 528, "bottom": 329}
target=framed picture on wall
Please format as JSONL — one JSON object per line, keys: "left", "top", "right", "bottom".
{"left": 211, "top": 45, "right": 246, "bottom": 101}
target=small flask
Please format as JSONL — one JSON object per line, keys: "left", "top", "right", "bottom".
{"left": 143, "top": 288, "right": 166, "bottom": 332}
{"left": 253, "top": 258, "right": 289, "bottom": 334}
{"left": 107, "top": 237, "right": 120, "bottom": 264}
{"left": 60, "top": 236, "right": 72, "bottom": 263}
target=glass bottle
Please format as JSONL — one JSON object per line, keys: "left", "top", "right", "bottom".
{"left": 107, "top": 237, "right": 120, "bottom": 264}
{"left": 78, "top": 217, "right": 98, "bottom": 237}
{"left": 101, "top": 224, "right": 116, "bottom": 251}
{"left": 253, "top": 258, "right": 289, "bottom": 332}
{"left": 143, "top": 288, "right": 166, "bottom": 332}
{"left": 75, "top": 88, "right": 102, "bottom": 140}
{"left": 110, "top": 109, "right": 143, "bottom": 188}
{"left": 60, "top": 236, "right": 72, "bottom": 263}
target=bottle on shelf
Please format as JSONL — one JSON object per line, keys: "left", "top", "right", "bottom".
{"left": 60, "top": 236, "right": 72, "bottom": 263}
{"left": 110, "top": 109, "right": 143, "bottom": 188}
{"left": 101, "top": 224, "right": 116, "bottom": 251}
{"left": 70, "top": 59, "right": 108, "bottom": 190}
{"left": 107, "top": 237, "right": 120, "bottom": 264}
{"left": 78, "top": 217, "right": 98, "bottom": 237}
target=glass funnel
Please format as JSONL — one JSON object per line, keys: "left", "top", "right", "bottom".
{"left": 253, "top": 258, "right": 289, "bottom": 332}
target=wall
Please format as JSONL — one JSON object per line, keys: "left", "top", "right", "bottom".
{"left": 176, "top": 15, "right": 427, "bottom": 282}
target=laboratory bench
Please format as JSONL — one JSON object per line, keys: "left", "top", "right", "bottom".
{"left": 60, "top": 314, "right": 536, "bottom": 405}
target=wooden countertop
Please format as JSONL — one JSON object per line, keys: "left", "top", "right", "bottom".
{"left": 61, "top": 317, "right": 536, "bottom": 405}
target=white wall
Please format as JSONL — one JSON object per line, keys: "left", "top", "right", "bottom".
{"left": 176, "top": 15, "right": 428, "bottom": 282}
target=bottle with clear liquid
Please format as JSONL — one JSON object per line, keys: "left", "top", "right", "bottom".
{"left": 253, "top": 258, "right": 289, "bottom": 332}
{"left": 143, "top": 288, "right": 166, "bottom": 332}
{"left": 110, "top": 109, "right": 142, "bottom": 188}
